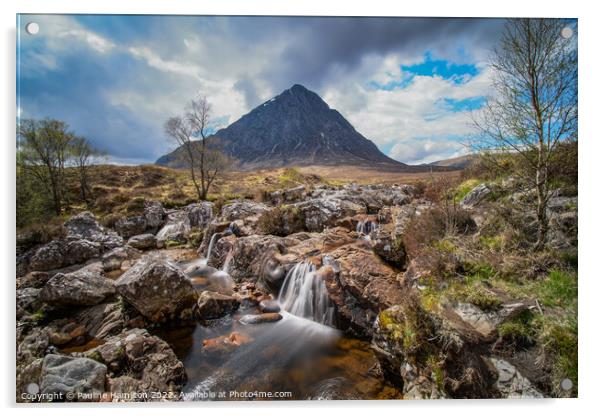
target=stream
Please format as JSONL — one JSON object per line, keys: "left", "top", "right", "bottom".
{"left": 156, "top": 244, "right": 401, "bottom": 401}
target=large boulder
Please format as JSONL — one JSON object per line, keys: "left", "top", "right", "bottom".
{"left": 461, "top": 183, "right": 491, "bottom": 208}
{"left": 143, "top": 200, "right": 166, "bottom": 232}
{"left": 127, "top": 233, "right": 157, "bottom": 250}
{"left": 85, "top": 328, "right": 186, "bottom": 399}
{"left": 220, "top": 200, "right": 270, "bottom": 221}
{"left": 322, "top": 244, "right": 405, "bottom": 338}
{"left": 28, "top": 241, "right": 64, "bottom": 272}
{"left": 40, "top": 354, "right": 107, "bottom": 401}
{"left": 27, "top": 212, "right": 123, "bottom": 272}
{"left": 114, "top": 201, "right": 166, "bottom": 238}
{"left": 40, "top": 263, "right": 116, "bottom": 307}
{"left": 64, "top": 212, "right": 123, "bottom": 250}
{"left": 294, "top": 197, "right": 366, "bottom": 232}
{"left": 265, "top": 185, "right": 308, "bottom": 205}
{"left": 488, "top": 357, "right": 543, "bottom": 398}
{"left": 16, "top": 287, "right": 43, "bottom": 319}
{"left": 101, "top": 246, "right": 141, "bottom": 272}
{"left": 115, "top": 254, "right": 198, "bottom": 323}
{"left": 186, "top": 201, "right": 214, "bottom": 227}
{"left": 371, "top": 298, "right": 498, "bottom": 399}
{"left": 196, "top": 291, "right": 240, "bottom": 319}
{"left": 156, "top": 210, "right": 191, "bottom": 246}
{"left": 115, "top": 215, "right": 147, "bottom": 239}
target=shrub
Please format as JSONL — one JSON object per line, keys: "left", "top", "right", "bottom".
{"left": 403, "top": 208, "right": 447, "bottom": 259}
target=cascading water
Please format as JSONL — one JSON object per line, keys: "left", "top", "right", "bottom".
{"left": 221, "top": 248, "right": 234, "bottom": 274}
{"left": 278, "top": 262, "right": 335, "bottom": 327}
{"left": 205, "top": 233, "right": 218, "bottom": 263}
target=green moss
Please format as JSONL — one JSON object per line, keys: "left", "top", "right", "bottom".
{"left": 87, "top": 350, "right": 104, "bottom": 363}
{"left": 454, "top": 179, "right": 482, "bottom": 203}
{"left": 165, "top": 239, "right": 183, "bottom": 248}
{"left": 30, "top": 309, "right": 46, "bottom": 323}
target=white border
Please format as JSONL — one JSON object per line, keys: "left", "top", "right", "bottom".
{"left": 2, "top": 1, "right": 600, "bottom": 415}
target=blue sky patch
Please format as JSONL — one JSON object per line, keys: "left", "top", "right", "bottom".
{"left": 401, "top": 52, "right": 479, "bottom": 83}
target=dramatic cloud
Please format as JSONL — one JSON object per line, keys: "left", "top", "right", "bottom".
{"left": 17, "top": 14, "right": 511, "bottom": 164}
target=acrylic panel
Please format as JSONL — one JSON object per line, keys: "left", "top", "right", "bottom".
{"left": 16, "top": 14, "right": 578, "bottom": 402}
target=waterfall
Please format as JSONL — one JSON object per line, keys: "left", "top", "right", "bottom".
{"left": 206, "top": 233, "right": 218, "bottom": 262}
{"left": 221, "top": 249, "right": 234, "bottom": 274}
{"left": 278, "top": 262, "right": 335, "bottom": 326}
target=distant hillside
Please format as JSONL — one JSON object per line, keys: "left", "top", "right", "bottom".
{"left": 157, "top": 84, "right": 431, "bottom": 172}
{"left": 428, "top": 154, "right": 475, "bottom": 169}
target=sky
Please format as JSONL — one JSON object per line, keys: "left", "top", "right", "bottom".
{"left": 17, "top": 14, "right": 508, "bottom": 165}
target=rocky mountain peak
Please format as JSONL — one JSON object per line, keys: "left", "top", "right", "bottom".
{"left": 157, "top": 84, "right": 409, "bottom": 171}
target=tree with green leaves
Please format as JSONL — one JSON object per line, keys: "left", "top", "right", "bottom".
{"left": 473, "top": 18, "right": 577, "bottom": 250}
{"left": 18, "top": 118, "right": 74, "bottom": 215}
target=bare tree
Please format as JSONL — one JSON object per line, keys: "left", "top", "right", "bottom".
{"left": 18, "top": 118, "right": 75, "bottom": 215}
{"left": 473, "top": 18, "right": 577, "bottom": 250}
{"left": 164, "top": 95, "right": 228, "bottom": 200}
{"left": 70, "top": 136, "right": 104, "bottom": 205}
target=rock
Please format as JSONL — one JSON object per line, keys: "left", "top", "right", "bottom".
{"left": 259, "top": 299, "right": 281, "bottom": 313}
{"left": 220, "top": 200, "right": 270, "bottom": 221}
{"left": 64, "top": 212, "right": 123, "bottom": 250}
{"left": 40, "top": 264, "right": 116, "bottom": 307}
{"left": 108, "top": 376, "right": 143, "bottom": 401}
{"left": 294, "top": 197, "right": 366, "bottom": 232}
{"left": 16, "top": 357, "right": 44, "bottom": 402}
{"left": 40, "top": 354, "right": 107, "bottom": 401}
{"left": 17, "top": 327, "right": 50, "bottom": 365}
{"left": 323, "top": 244, "right": 405, "bottom": 338}
{"left": 85, "top": 328, "right": 186, "bottom": 397}
{"left": 17, "top": 287, "right": 43, "bottom": 317}
{"left": 461, "top": 183, "right": 491, "bottom": 208}
{"left": 18, "top": 271, "right": 51, "bottom": 289}
{"left": 239, "top": 313, "right": 283, "bottom": 325}
{"left": 450, "top": 301, "right": 532, "bottom": 340}
{"left": 115, "top": 254, "right": 198, "bottom": 323}
{"left": 489, "top": 357, "right": 543, "bottom": 398}
{"left": 74, "top": 301, "right": 127, "bottom": 340}
{"left": 308, "top": 377, "right": 361, "bottom": 400}
{"left": 127, "top": 233, "right": 157, "bottom": 250}
{"left": 372, "top": 299, "right": 498, "bottom": 399}
{"left": 202, "top": 331, "right": 253, "bottom": 353}
{"left": 186, "top": 201, "right": 214, "bottom": 227}
{"left": 143, "top": 200, "right": 166, "bottom": 232}
{"left": 156, "top": 210, "right": 191, "bottom": 246}
{"left": 266, "top": 185, "right": 308, "bottom": 205}
{"left": 547, "top": 196, "right": 577, "bottom": 214}
{"left": 196, "top": 291, "right": 240, "bottom": 319}
{"left": 102, "top": 247, "right": 129, "bottom": 272}
{"left": 27, "top": 213, "right": 122, "bottom": 272}
{"left": 225, "top": 234, "right": 288, "bottom": 283}
{"left": 63, "top": 239, "right": 102, "bottom": 264}
{"left": 29, "top": 241, "right": 64, "bottom": 271}
{"left": 115, "top": 215, "right": 147, "bottom": 239}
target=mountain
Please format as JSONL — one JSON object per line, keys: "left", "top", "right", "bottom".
{"left": 428, "top": 154, "right": 475, "bottom": 169}
{"left": 156, "top": 84, "right": 416, "bottom": 171}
